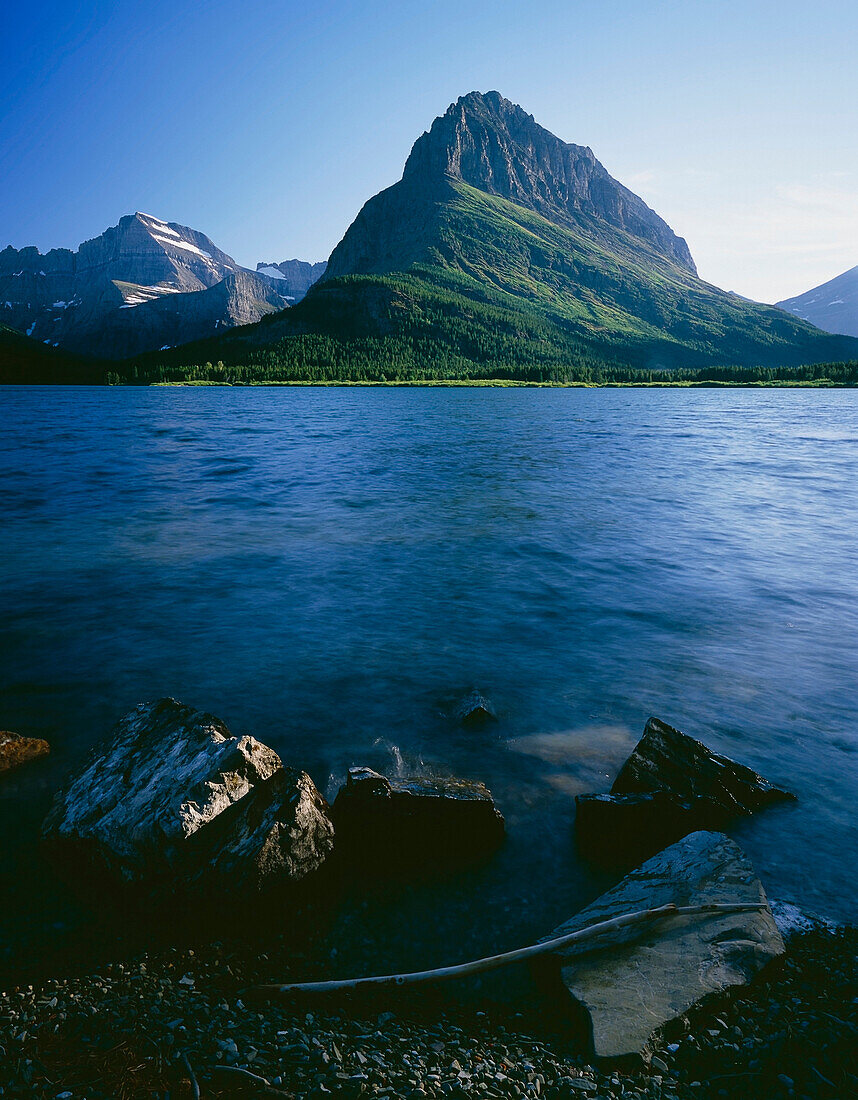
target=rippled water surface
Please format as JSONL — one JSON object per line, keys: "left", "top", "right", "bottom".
{"left": 2, "top": 386, "right": 857, "bottom": 971}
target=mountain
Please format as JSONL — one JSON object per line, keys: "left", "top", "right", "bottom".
{"left": 0, "top": 213, "right": 290, "bottom": 359}
{"left": 0, "top": 322, "right": 96, "bottom": 383}
{"left": 326, "top": 90, "right": 696, "bottom": 278}
{"left": 256, "top": 260, "right": 327, "bottom": 302}
{"left": 777, "top": 266, "right": 858, "bottom": 338}
{"left": 125, "top": 90, "right": 858, "bottom": 382}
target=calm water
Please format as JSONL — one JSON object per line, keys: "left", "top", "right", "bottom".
{"left": 1, "top": 385, "right": 857, "bottom": 975}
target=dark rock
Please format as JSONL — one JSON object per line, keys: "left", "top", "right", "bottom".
{"left": 575, "top": 717, "right": 796, "bottom": 866}
{"left": 453, "top": 691, "right": 497, "bottom": 726}
{"left": 0, "top": 730, "right": 50, "bottom": 775}
{"left": 542, "top": 831, "right": 785, "bottom": 1060}
{"left": 40, "top": 698, "right": 334, "bottom": 899}
{"left": 613, "top": 717, "right": 796, "bottom": 811}
{"left": 332, "top": 766, "right": 504, "bottom": 866}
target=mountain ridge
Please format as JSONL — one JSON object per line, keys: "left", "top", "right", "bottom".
{"left": 128, "top": 90, "right": 857, "bottom": 381}
{"left": 255, "top": 259, "right": 327, "bottom": 302}
{"left": 4, "top": 90, "right": 858, "bottom": 381}
{"left": 777, "top": 265, "right": 858, "bottom": 339}
{"left": 0, "top": 213, "right": 295, "bottom": 358}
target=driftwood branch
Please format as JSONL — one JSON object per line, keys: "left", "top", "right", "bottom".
{"left": 253, "top": 901, "right": 765, "bottom": 996}
{"left": 208, "top": 1063, "right": 291, "bottom": 1095}
{"left": 180, "top": 1052, "right": 201, "bottom": 1100}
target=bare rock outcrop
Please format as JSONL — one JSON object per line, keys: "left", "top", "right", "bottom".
{"left": 543, "top": 831, "right": 784, "bottom": 1061}
{"left": 40, "top": 699, "right": 334, "bottom": 898}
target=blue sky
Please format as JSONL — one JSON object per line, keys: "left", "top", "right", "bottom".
{"left": 1, "top": 0, "right": 856, "bottom": 302}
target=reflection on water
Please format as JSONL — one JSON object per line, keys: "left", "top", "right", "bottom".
{"left": 1, "top": 385, "right": 858, "bottom": 974}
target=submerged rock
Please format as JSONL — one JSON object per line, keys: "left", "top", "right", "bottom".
{"left": 0, "top": 730, "right": 50, "bottom": 775}
{"left": 453, "top": 690, "right": 497, "bottom": 726}
{"left": 332, "top": 766, "right": 505, "bottom": 866}
{"left": 40, "top": 698, "right": 334, "bottom": 898}
{"left": 576, "top": 716, "right": 795, "bottom": 866}
{"left": 543, "top": 830, "right": 784, "bottom": 1061}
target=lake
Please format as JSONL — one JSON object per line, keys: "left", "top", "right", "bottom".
{"left": 1, "top": 385, "right": 857, "bottom": 977}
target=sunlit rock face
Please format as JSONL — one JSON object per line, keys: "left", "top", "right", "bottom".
{"left": 326, "top": 90, "right": 696, "bottom": 280}
{"left": 0, "top": 213, "right": 291, "bottom": 358}
{"left": 41, "top": 698, "right": 335, "bottom": 899}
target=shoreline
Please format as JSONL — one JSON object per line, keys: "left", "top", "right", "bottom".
{"left": 146, "top": 379, "right": 858, "bottom": 388}
{"left": 1, "top": 924, "right": 854, "bottom": 1099}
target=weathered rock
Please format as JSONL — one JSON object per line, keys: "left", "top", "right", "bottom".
{"left": 332, "top": 766, "right": 504, "bottom": 866}
{"left": 0, "top": 730, "right": 50, "bottom": 775}
{"left": 543, "top": 831, "right": 785, "bottom": 1061}
{"left": 453, "top": 690, "right": 497, "bottom": 726}
{"left": 576, "top": 717, "right": 796, "bottom": 866}
{"left": 40, "top": 698, "right": 334, "bottom": 897}
{"left": 613, "top": 717, "right": 796, "bottom": 811}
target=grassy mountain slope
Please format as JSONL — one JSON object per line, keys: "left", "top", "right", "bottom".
{"left": 120, "top": 178, "right": 858, "bottom": 383}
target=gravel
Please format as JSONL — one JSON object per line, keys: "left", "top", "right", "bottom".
{"left": 0, "top": 928, "right": 855, "bottom": 1099}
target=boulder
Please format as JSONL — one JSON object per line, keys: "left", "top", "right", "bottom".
{"left": 41, "top": 699, "right": 334, "bottom": 898}
{"left": 0, "top": 730, "right": 50, "bottom": 775}
{"left": 576, "top": 717, "right": 795, "bottom": 866}
{"left": 543, "top": 831, "right": 784, "bottom": 1061}
{"left": 453, "top": 690, "right": 497, "bottom": 726}
{"left": 332, "top": 766, "right": 505, "bottom": 866}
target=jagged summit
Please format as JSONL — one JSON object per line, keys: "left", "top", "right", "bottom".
{"left": 327, "top": 90, "right": 695, "bottom": 280}
{"left": 0, "top": 212, "right": 290, "bottom": 358}
{"left": 179, "top": 88, "right": 857, "bottom": 379}
{"left": 255, "top": 259, "right": 327, "bottom": 302}
{"left": 408, "top": 90, "right": 695, "bottom": 272}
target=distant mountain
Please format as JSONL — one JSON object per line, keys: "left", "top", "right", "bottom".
{"left": 132, "top": 91, "right": 858, "bottom": 381}
{"left": 256, "top": 259, "right": 327, "bottom": 302}
{"left": 777, "top": 266, "right": 858, "bottom": 338}
{"left": 0, "top": 213, "right": 290, "bottom": 359}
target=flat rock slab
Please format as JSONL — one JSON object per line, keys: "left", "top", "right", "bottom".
{"left": 332, "top": 766, "right": 504, "bottom": 865}
{"left": 41, "top": 698, "right": 334, "bottom": 898}
{"left": 0, "top": 731, "right": 50, "bottom": 775}
{"left": 576, "top": 717, "right": 795, "bottom": 866}
{"left": 545, "top": 831, "right": 784, "bottom": 1061}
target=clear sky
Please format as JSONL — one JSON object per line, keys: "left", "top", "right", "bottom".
{"left": 1, "top": 0, "right": 856, "bottom": 303}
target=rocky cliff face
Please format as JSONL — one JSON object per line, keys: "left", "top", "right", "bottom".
{"left": 777, "top": 265, "right": 858, "bottom": 338}
{"left": 78, "top": 269, "right": 289, "bottom": 359}
{"left": 256, "top": 259, "right": 327, "bottom": 302}
{"left": 0, "top": 213, "right": 291, "bottom": 359}
{"left": 326, "top": 90, "right": 695, "bottom": 279}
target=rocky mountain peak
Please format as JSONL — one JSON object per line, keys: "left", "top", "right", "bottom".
{"left": 401, "top": 90, "right": 696, "bottom": 273}
{"left": 255, "top": 259, "right": 327, "bottom": 303}
{"left": 0, "top": 213, "right": 291, "bottom": 358}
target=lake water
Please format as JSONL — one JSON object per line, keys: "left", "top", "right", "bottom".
{"left": 1, "top": 385, "right": 857, "bottom": 978}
